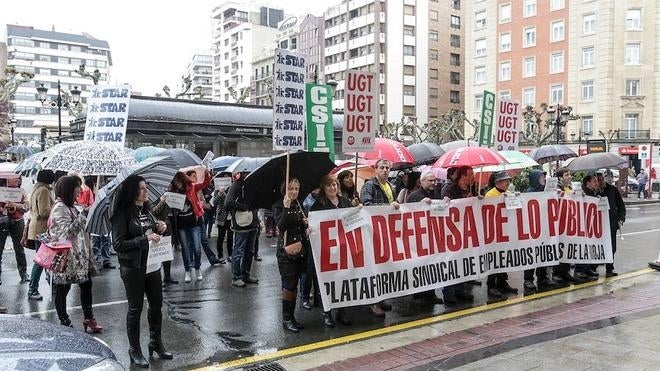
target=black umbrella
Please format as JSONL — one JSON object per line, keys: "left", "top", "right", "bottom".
{"left": 406, "top": 143, "right": 445, "bottom": 165}
{"left": 243, "top": 152, "right": 335, "bottom": 210}
{"left": 159, "top": 148, "right": 202, "bottom": 168}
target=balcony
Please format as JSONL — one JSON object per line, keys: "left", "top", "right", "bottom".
{"left": 618, "top": 129, "right": 650, "bottom": 140}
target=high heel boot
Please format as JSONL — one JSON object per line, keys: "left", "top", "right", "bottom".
{"left": 148, "top": 330, "right": 173, "bottom": 359}
{"left": 82, "top": 317, "right": 103, "bottom": 333}
{"left": 282, "top": 300, "right": 299, "bottom": 333}
{"left": 128, "top": 323, "right": 149, "bottom": 368}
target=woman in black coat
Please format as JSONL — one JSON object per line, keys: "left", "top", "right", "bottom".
{"left": 310, "top": 175, "right": 353, "bottom": 327}
{"left": 273, "top": 178, "right": 308, "bottom": 333}
{"left": 111, "top": 175, "right": 172, "bottom": 368}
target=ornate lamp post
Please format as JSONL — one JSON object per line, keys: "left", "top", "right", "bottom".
{"left": 36, "top": 81, "right": 81, "bottom": 143}
{"left": 546, "top": 104, "right": 579, "bottom": 144}
{"left": 9, "top": 117, "right": 15, "bottom": 146}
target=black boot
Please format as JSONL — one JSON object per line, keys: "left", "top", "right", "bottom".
{"left": 282, "top": 300, "right": 299, "bottom": 333}
{"left": 322, "top": 311, "right": 335, "bottom": 327}
{"left": 148, "top": 330, "right": 173, "bottom": 359}
{"left": 127, "top": 320, "right": 149, "bottom": 368}
{"left": 290, "top": 298, "right": 304, "bottom": 330}
{"left": 18, "top": 268, "right": 29, "bottom": 283}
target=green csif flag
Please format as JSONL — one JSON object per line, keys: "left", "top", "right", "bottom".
{"left": 479, "top": 90, "right": 496, "bottom": 147}
{"left": 305, "top": 83, "right": 335, "bottom": 161}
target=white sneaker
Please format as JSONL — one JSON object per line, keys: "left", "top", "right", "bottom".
{"left": 196, "top": 269, "right": 203, "bottom": 281}
{"left": 184, "top": 272, "right": 191, "bottom": 283}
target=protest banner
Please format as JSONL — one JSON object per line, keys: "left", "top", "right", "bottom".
{"left": 146, "top": 236, "right": 174, "bottom": 274}
{"left": 308, "top": 193, "right": 612, "bottom": 311}
{"left": 84, "top": 85, "right": 131, "bottom": 146}
{"left": 305, "top": 83, "right": 335, "bottom": 161}
{"left": 273, "top": 49, "right": 306, "bottom": 151}
{"left": 342, "top": 70, "right": 377, "bottom": 153}
{"left": 164, "top": 192, "right": 186, "bottom": 210}
{"left": 214, "top": 177, "right": 232, "bottom": 190}
{"left": 0, "top": 187, "right": 23, "bottom": 203}
{"left": 478, "top": 90, "right": 495, "bottom": 147}
{"left": 494, "top": 99, "right": 521, "bottom": 151}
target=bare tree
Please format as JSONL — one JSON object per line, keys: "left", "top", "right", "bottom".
{"left": 520, "top": 104, "right": 558, "bottom": 147}
{"left": 228, "top": 86, "right": 250, "bottom": 104}
{"left": 0, "top": 67, "right": 34, "bottom": 150}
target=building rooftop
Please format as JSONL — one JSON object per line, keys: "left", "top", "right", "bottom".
{"left": 6, "top": 24, "right": 111, "bottom": 50}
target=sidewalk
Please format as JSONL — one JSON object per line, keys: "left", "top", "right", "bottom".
{"left": 622, "top": 196, "right": 660, "bottom": 206}
{"left": 274, "top": 270, "right": 660, "bottom": 371}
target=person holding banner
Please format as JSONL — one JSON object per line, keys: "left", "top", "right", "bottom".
{"left": 360, "top": 159, "right": 398, "bottom": 316}
{"left": 111, "top": 175, "right": 172, "bottom": 368}
{"left": 273, "top": 178, "right": 309, "bottom": 333}
{"left": 310, "top": 175, "right": 354, "bottom": 327}
{"left": 0, "top": 176, "right": 30, "bottom": 285}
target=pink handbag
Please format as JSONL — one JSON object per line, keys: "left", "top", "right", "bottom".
{"left": 33, "top": 240, "right": 72, "bottom": 273}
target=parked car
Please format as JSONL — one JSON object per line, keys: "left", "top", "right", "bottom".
{"left": 0, "top": 315, "right": 123, "bottom": 370}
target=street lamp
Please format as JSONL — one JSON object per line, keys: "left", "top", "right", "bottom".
{"left": 546, "top": 104, "right": 579, "bottom": 144}
{"left": 8, "top": 117, "right": 15, "bottom": 146}
{"left": 36, "top": 81, "right": 81, "bottom": 143}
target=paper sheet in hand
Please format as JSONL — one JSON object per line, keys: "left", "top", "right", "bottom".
{"left": 544, "top": 178, "right": 559, "bottom": 192}
{"left": 430, "top": 199, "right": 450, "bottom": 217}
{"left": 504, "top": 194, "right": 523, "bottom": 209}
{"left": 164, "top": 192, "right": 186, "bottom": 210}
{"left": 146, "top": 236, "right": 173, "bottom": 273}
{"left": 598, "top": 197, "right": 610, "bottom": 211}
{"left": 340, "top": 207, "right": 368, "bottom": 232}
{"left": 201, "top": 151, "right": 214, "bottom": 168}
{"left": 0, "top": 187, "right": 23, "bottom": 203}
{"left": 214, "top": 177, "right": 231, "bottom": 190}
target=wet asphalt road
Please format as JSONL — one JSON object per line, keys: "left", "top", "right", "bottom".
{"left": 1, "top": 202, "right": 660, "bottom": 370}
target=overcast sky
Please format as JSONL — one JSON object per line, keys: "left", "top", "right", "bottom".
{"left": 1, "top": 0, "right": 331, "bottom": 95}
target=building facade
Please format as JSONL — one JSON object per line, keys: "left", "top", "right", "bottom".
{"left": 250, "top": 48, "right": 274, "bottom": 106}
{"left": 181, "top": 52, "right": 213, "bottom": 101}
{"left": 5, "top": 24, "right": 111, "bottom": 143}
{"left": 211, "top": 2, "right": 283, "bottom": 103}
{"left": 299, "top": 15, "right": 325, "bottom": 83}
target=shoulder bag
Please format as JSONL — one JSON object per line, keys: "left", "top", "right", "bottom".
{"left": 33, "top": 203, "right": 74, "bottom": 273}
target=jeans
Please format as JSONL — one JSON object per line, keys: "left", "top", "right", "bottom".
{"left": 216, "top": 222, "right": 233, "bottom": 259}
{"left": 300, "top": 253, "right": 319, "bottom": 302}
{"left": 92, "top": 235, "right": 112, "bottom": 266}
{"left": 232, "top": 229, "right": 257, "bottom": 280}
{"left": 0, "top": 218, "right": 27, "bottom": 275}
{"left": 204, "top": 209, "right": 215, "bottom": 236}
{"left": 638, "top": 183, "right": 647, "bottom": 198}
{"left": 53, "top": 278, "right": 93, "bottom": 323}
{"left": 178, "top": 225, "right": 202, "bottom": 271}
{"left": 29, "top": 240, "right": 43, "bottom": 293}
{"left": 200, "top": 223, "right": 219, "bottom": 264}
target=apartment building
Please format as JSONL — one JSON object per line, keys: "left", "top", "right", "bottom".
{"left": 211, "top": 2, "right": 283, "bottom": 103}
{"left": 181, "top": 52, "right": 213, "bottom": 101}
{"left": 5, "top": 24, "right": 111, "bottom": 142}
{"left": 299, "top": 15, "right": 325, "bottom": 83}
{"left": 250, "top": 47, "right": 274, "bottom": 106}
{"left": 323, "top": 0, "right": 430, "bottom": 125}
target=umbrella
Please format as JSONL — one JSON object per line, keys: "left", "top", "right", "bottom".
{"left": 39, "top": 140, "right": 136, "bottom": 176}
{"left": 86, "top": 156, "right": 179, "bottom": 235}
{"left": 529, "top": 144, "right": 577, "bottom": 165}
{"left": 5, "top": 145, "right": 35, "bottom": 156}
{"left": 330, "top": 160, "right": 375, "bottom": 193}
{"left": 433, "top": 147, "right": 508, "bottom": 169}
{"left": 439, "top": 139, "right": 479, "bottom": 152}
{"left": 132, "top": 146, "right": 165, "bottom": 162}
{"left": 211, "top": 156, "right": 242, "bottom": 172}
{"left": 159, "top": 148, "right": 202, "bottom": 168}
{"left": 406, "top": 143, "right": 445, "bottom": 165}
{"left": 224, "top": 157, "right": 269, "bottom": 174}
{"left": 14, "top": 152, "right": 44, "bottom": 176}
{"left": 566, "top": 152, "right": 627, "bottom": 171}
{"left": 243, "top": 152, "right": 336, "bottom": 210}
{"left": 474, "top": 150, "right": 538, "bottom": 185}
{"left": 358, "top": 138, "right": 415, "bottom": 168}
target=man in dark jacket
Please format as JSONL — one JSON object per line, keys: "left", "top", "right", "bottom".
{"left": 224, "top": 172, "right": 259, "bottom": 287}
{"left": 597, "top": 172, "right": 625, "bottom": 277}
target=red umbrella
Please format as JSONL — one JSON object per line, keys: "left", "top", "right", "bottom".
{"left": 433, "top": 147, "right": 507, "bottom": 169}
{"left": 358, "top": 138, "right": 415, "bottom": 167}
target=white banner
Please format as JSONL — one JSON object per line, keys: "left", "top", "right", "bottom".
{"left": 308, "top": 193, "right": 612, "bottom": 311}
{"left": 0, "top": 187, "right": 23, "bottom": 202}
{"left": 164, "top": 192, "right": 186, "bottom": 210}
{"left": 84, "top": 85, "right": 131, "bottom": 146}
{"left": 213, "top": 177, "right": 232, "bottom": 190}
{"left": 342, "top": 70, "right": 378, "bottom": 153}
{"left": 146, "top": 236, "right": 174, "bottom": 274}
{"left": 273, "top": 49, "right": 306, "bottom": 151}
{"left": 494, "top": 99, "right": 520, "bottom": 151}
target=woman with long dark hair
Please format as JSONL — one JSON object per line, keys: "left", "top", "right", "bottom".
{"left": 310, "top": 175, "right": 353, "bottom": 327}
{"left": 50, "top": 176, "right": 102, "bottom": 332}
{"left": 111, "top": 175, "right": 171, "bottom": 368}
{"left": 273, "top": 178, "right": 308, "bottom": 332}
{"left": 337, "top": 170, "right": 359, "bottom": 203}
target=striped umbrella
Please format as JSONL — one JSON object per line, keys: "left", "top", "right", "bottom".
{"left": 86, "top": 156, "right": 179, "bottom": 235}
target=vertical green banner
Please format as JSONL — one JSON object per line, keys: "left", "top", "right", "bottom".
{"left": 479, "top": 90, "right": 496, "bottom": 147}
{"left": 305, "top": 83, "right": 335, "bottom": 161}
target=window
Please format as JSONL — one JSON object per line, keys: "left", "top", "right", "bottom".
{"left": 403, "top": 46, "right": 415, "bottom": 56}
{"left": 450, "top": 72, "right": 460, "bottom": 84}
{"left": 499, "top": 3, "right": 511, "bottom": 23}
{"left": 57, "top": 57, "right": 69, "bottom": 64}
{"left": 404, "top": 26, "right": 415, "bottom": 36}
{"left": 550, "top": 0, "right": 564, "bottom": 11}
{"left": 524, "top": 0, "right": 536, "bottom": 17}
{"left": 500, "top": 32, "right": 511, "bottom": 52}
{"left": 550, "top": 84, "right": 564, "bottom": 104}
{"left": 523, "top": 27, "right": 536, "bottom": 47}
{"left": 523, "top": 57, "right": 536, "bottom": 77}
{"left": 429, "top": 108, "right": 438, "bottom": 118}
{"left": 474, "top": 95, "right": 483, "bottom": 111}
{"left": 451, "top": 34, "right": 461, "bottom": 47}
{"left": 13, "top": 52, "right": 35, "bottom": 60}
{"left": 582, "top": 47, "right": 595, "bottom": 67}
{"left": 11, "top": 37, "right": 34, "bottom": 47}
{"left": 291, "top": 37, "right": 297, "bottom": 50}
{"left": 475, "top": 66, "right": 486, "bottom": 84}
{"left": 551, "top": 20, "right": 565, "bottom": 42}
{"left": 429, "top": 88, "right": 438, "bottom": 99}
{"left": 404, "top": 5, "right": 415, "bottom": 15}
{"left": 475, "top": 38, "right": 487, "bottom": 57}
{"left": 451, "top": 15, "right": 461, "bottom": 29}
{"left": 523, "top": 87, "right": 535, "bottom": 106}
{"left": 499, "top": 91, "right": 511, "bottom": 100}
{"left": 624, "top": 114, "right": 638, "bottom": 138}
{"left": 625, "top": 43, "right": 640, "bottom": 64}
{"left": 451, "top": 0, "right": 461, "bottom": 11}
{"left": 429, "top": 30, "right": 438, "bottom": 41}
{"left": 430, "top": 68, "right": 438, "bottom": 79}
{"left": 430, "top": 10, "right": 439, "bottom": 21}
{"left": 551, "top": 52, "right": 564, "bottom": 73}
{"left": 626, "top": 9, "right": 641, "bottom": 30}
{"left": 626, "top": 79, "right": 640, "bottom": 96}
{"left": 403, "top": 85, "right": 415, "bottom": 96}
{"left": 39, "top": 41, "right": 50, "bottom": 48}
{"left": 450, "top": 91, "right": 461, "bottom": 103}
{"left": 450, "top": 53, "right": 461, "bottom": 66}
{"left": 581, "top": 116, "right": 594, "bottom": 135}
{"left": 499, "top": 61, "right": 511, "bottom": 81}
{"left": 475, "top": 11, "right": 486, "bottom": 29}
{"left": 430, "top": 49, "right": 438, "bottom": 60}
{"left": 404, "top": 66, "right": 415, "bottom": 76}
{"left": 583, "top": 13, "right": 596, "bottom": 34}
{"left": 58, "top": 44, "right": 68, "bottom": 51}
{"left": 581, "top": 80, "right": 594, "bottom": 100}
